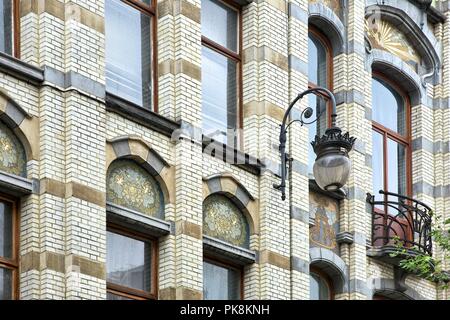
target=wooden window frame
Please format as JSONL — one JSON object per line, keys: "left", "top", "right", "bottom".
{"left": 308, "top": 26, "right": 334, "bottom": 127}
{"left": 106, "top": 223, "right": 158, "bottom": 300}
{"left": 0, "top": 194, "right": 19, "bottom": 300}
{"left": 106, "top": 0, "right": 159, "bottom": 112}
{"left": 371, "top": 72, "right": 412, "bottom": 205}
{"left": 203, "top": 255, "right": 244, "bottom": 300}
{"left": 310, "top": 266, "right": 335, "bottom": 300}
{"left": 201, "top": 0, "right": 243, "bottom": 148}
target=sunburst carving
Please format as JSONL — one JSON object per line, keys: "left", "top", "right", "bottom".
{"left": 365, "top": 19, "right": 421, "bottom": 71}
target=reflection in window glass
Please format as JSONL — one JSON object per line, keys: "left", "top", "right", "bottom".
{"left": 201, "top": 46, "right": 237, "bottom": 144}
{"left": 106, "top": 231, "right": 152, "bottom": 292}
{"left": 0, "top": 0, "right": 13, "bottom": 55}
{"left": 203, "top": 261, "right": 240, "bottom": 300}
{"left": 372, "top": 131, "right": 384, "bottom": 201}
{"left": 372, "top": 78, "right": 405, "bottom": 135}
{"left": 107, "top": 292, "right": 133, "bottom": 300}
{"left": 0, "top": 200, "right": 12, "bottom": 259}
{"left": 201, "top": 0, "right": 238, "bottom": 52}
{"left": 105, "top": 0, "right": 152, "bottom": 108}
{"left": 308, "top": 33, "right": 327, "bottom": 87}
{"left": 0, "top": 267, "right": 12, "bottom": 300}
{"left": 310, "top": 272, "right": 331, "bottom": 300}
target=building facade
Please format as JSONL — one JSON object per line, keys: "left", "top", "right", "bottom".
{"left": 0, "top": 0, "right": 448, "bottom": 300}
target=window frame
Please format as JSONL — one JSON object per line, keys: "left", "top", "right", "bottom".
{"left": 106, "top": 223, "right": 158, "bottom": 300}
{"left": 105, "top": 0, "right": 159, "bottom": 112}
{"left": 310, "top": 266, "right": 334, "bottom": 300}
{"left": 0, "top": 194, "right": 19, "bottom": 300}
{"left": 203, "top": 255, "right": 244, "bottom": 300}
{"left": 201, "top": 0, "right": 243, "bottom": 148}
{"left": 1, "top": 0, "right": 20, "bottom": 57}
{"left": 371, "top": 72, "right": 412, "bottom": 201}
{"left": 308, "top": 26, "right": 334, "bottom": 128}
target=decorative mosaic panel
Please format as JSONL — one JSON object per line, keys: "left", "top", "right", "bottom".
{"left": 203, "top": 194, "right": 249, "bottom": 248}
{"left": 0, "top": 122, "right": 26, "bottom": 177}
{"left": 309, "top": 193, "right": 339, "bottom": 254}
{"left": 309, "top": 0, "right": 341, "bottom": 17}
{"left": 107, "top": 159, "right": 164, "bottom": 218}
{"left": 365, "top": 19, "right": 421, "bottom": 71}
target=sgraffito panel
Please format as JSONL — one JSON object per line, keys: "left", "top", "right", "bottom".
{"left": 203, "top": 194, "right": 249, "bottom": 248}
{"left": 309, "top": 193, "right": 339, "bottom": 254}
{"left": 107, "top": 159, "right": 164, "bottom": 218}
{"left": 0, "top": 122, "right": 26, "bottom": 177}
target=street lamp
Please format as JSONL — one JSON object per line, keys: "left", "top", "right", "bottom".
{"left": 274, "top": 87, "right": 356, "bottom": 200}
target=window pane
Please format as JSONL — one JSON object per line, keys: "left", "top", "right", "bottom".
{"left": 201, "top": 0, "right": 238, "bottom": 52}
{"left": 387, "top": 139, "right": 407, "bottom": 196}
{"left": 308, "top": 33, "right": 327, "bottom": 87}
{"left": 372, "top": 78, "right": 406, "bottom": 135}
{"left": 310, "top": 273, "right": 330, "bottom": 300}
{"left": 202, "top": 46, "right": 238, "bottom": 144}
{"left": 0, "top": 0, "right": 13, "bottom": 55}
{"left": 0, "top": 200, "right": 13, "bottom": 259}
{"left": 372, "top": 131, "right": 384, "bottom": 202}
{"left": 107, "top": 231, "right": 152, "bottom": 292}
{"left": 308, "top": 94, "right": 328, "bottom": 176}
{"left": 0, "top": 267, "right": 12, "bottom": 300}
{"left": 105, "top": 0, "right": 152, "bottom": 108}
{"left": 107, "top": 292, "right": 133, "bottom": 300}
{"left": 203, "top": 261, "right": 240, "bottom": 300}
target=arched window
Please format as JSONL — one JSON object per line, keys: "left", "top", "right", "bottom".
{"left": 308, "top": 26, "right": 333, "bottom": 175}
{"left": 202, "top": 194, "right": 249, "bottom": 300}
{"left": 0, "top": 121, "right": 26, "bottom": 177}
{"left": 371, "top": 74, "right": 411, "bottom": 203}
{"left": 310, "top": 267, "right": 334, "bottom": 300}
{"left": 106, "top": 159, "right": 164, "bottom": 219}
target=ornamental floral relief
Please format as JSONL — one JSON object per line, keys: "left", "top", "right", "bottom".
{"left": 365, "top": 19, "right": 421, "bottom": 72}
{"left": 107, "top": 159, "right": 164, "bottom": 218}
{"left": 203, "top": 194, "right": 249, "bottom": 248}
{"left": 0, "top": 122, "right": 26, "bottom": 177}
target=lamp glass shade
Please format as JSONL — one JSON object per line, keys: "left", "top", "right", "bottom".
{"left": 313, "top": 151, "right": 351, "bottom": 191}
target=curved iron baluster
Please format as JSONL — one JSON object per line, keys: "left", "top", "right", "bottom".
{"left": 367, "top": 190, "right": 433, "bottom": 256}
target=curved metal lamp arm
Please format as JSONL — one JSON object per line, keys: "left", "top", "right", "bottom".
{"left": 274, "top": 87, "right": 337, "bottom": 200}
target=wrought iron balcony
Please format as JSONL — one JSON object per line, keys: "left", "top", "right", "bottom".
{"left": 367, "top": 190, "right": 433, "bottom": 262}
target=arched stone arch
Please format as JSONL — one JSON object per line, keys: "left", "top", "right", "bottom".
{"left": 369, "top": 278, "right": 426, "bottom": 300}
{"left": 106, "top": 135, "right": 174, "bottom": 205}
{"left": 310, "top": 247, "right": 349, "bottom": 294}
{"left": 202, "top": 173, "right": 258, "bottom": 236}
{"left": 308, "top": 2, "right": 346, "bottom": 56}
{"left": 367, "top": 49, "right": 425, "bottom": 106}
{"left": 0, "top": 91, "right": 39, "bottom": 163}
{"left": 365, "top": 2, "right": 441, "bottom": 84}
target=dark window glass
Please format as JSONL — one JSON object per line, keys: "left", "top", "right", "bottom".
{"left": 106, "top": 230, "right": 152, "bottom": 292}
{"left": 203, "top": 261, "right": 241, "bottom": 300}
{"left": 201, "top": 46, "right": 238, "bottom": 144}
{"left": 0, "top": 200, "right": 12, "bottom": 259}
{"left": 105, "top": 0, "right": 152, "bottom": 108}
{"left": 0, "top": 0, "right": 13, "bottom": 55}
{"left": 310, "top": 272, "right": 331, "bottom": 300}
{"left": 201, "top": 0, "right": 238, "bottom": 52}
{"left": 0, "top": 267, "right": 12, "bottom": 300}
{"left": 372, "top": 78, "right": 405, "bottom": 135}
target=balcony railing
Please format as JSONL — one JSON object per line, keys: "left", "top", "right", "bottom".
{"left": 367, "top": 190, "right": 433, "bottom": 256}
